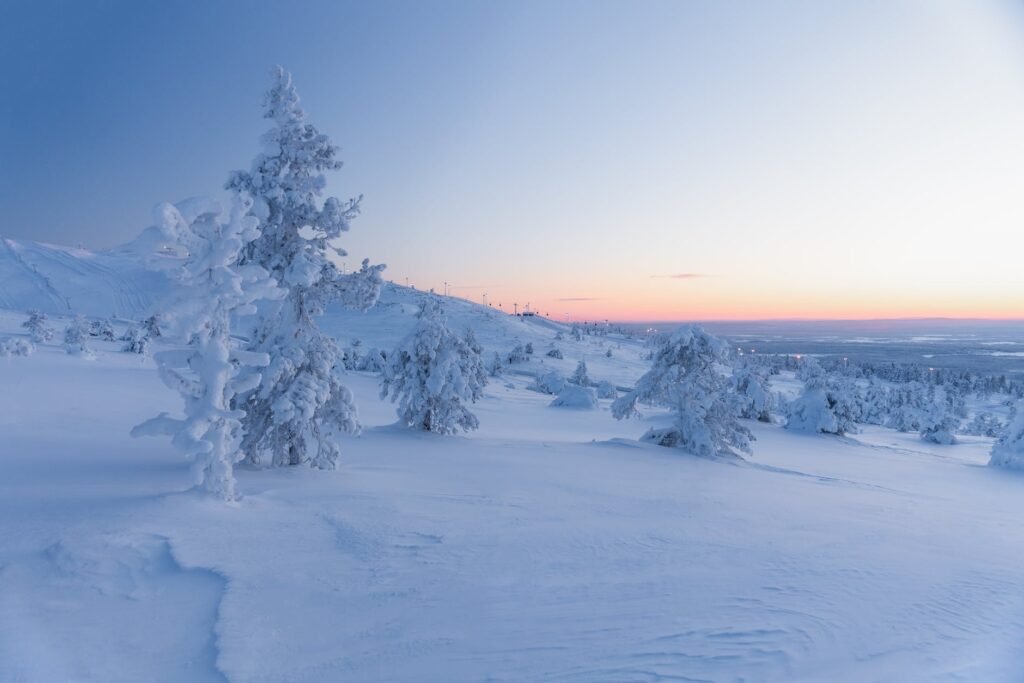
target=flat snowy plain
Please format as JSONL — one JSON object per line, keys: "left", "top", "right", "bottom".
{"left": 1, "top": 293, "right": 1023, "bottom": 683}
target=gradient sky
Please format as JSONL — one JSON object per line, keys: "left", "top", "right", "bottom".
{"left": 2, "top": 0, "right": 1023, "bottom": 321}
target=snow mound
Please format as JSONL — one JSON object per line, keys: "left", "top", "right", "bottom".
{"left": 550, "top": 384, "right": 599, "bottom": 409}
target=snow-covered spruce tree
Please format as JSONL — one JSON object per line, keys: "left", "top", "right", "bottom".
{"left": 570, "top": 360, "right": 591, "bottom": 387}
{"left": 226, "top": 67, "right": 385, "bottom": 469}
{"left": 22, "top": 310, "right": 53, "bottom": 343}
{"left": 786, "top": 374, "right": 859, "bottom": 435}
{"left": 63, "top": 316, "right": 93, "bottom": 357}
{"left": 731, "top": 361, "right": 774, "bottom": 423}
{"left": 990, "top": 401, "right": 1024, "bottom": 469}
{"left": 612, "top": 325, "right": 752, "bottom": 458}
{"left": 381, "top": 300, "right": 486, "bottom": 434}
{"left": 131, "top": 198, "right": 280, "bottom": 501}
{"left": 918, "top": 387, "right": 959, "bottom": 444}
{"left": 486, "top": 351, "right": 504, "bottom": 378}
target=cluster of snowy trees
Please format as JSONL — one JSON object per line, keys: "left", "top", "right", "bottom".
{"left": 131, "top": 69, "right": 387, "bottom": 498}
{"left": 609, "top": 325, "right": 1024, "bottom": 469}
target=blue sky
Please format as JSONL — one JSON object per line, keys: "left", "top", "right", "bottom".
{"left": 2, "top": 0, "right": 1024, "bottom": 319}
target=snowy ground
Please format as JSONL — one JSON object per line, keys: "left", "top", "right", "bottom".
{"left": 2, "top": 304, "right": 1024, "bottom": 682}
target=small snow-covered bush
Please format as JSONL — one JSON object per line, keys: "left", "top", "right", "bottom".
{"left": 529, "top": 370, "right": 567, "bottom": 395}
{"left": 989, "top": 402, "right": 1024, "bottom": 470}
{"left": 88, "top": 319, "right": 115, "bottom": 341}
{"left": 357, "top": 348, "right": 387, "bottom": 373}
{"left": 613, "top": 325, "right": 752, "bottom": 458}
{"left": 381, "top": 301, "right": 486, "bottom": 434}
{"left": 595, "top": 380, "right": 617, "bottom": 399}
{"left": 142, "top": 314, "right": 163, "bottom": 338}
{"left": 22, "top": 310, "right": 53, "bottom": 343}
{"left": 121, "top": 324, "right": 151, "bottom": 354}
{"left": 546, "top": 348, "right": 563, "bottom": 359}
{"left": 63, "top": 316, "right": 93, "bottom": 358}
{"left": 525, "top": 342, "right": 534, "bottom": 355}
{"left": 0, "top": 337, "right": 34, "bottom": 357}
{"left": 550, "top": 384, "right": 598, "bottom": 409}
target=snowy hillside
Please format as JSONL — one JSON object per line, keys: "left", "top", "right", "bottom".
{"left": 2, "top": 305, "right": 1023, "bottom": 682}
{"left": 2, "top": 229, "right": 1023, "bottom": 681}
{"left": 323, "top": 282, "right": 650, "bottom": 388}
{"left": 0, "top": 234, "right": 173, "bottom": 319}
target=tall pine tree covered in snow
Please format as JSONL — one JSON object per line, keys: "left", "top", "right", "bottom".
{"left": 381, "top": 301, "right": 487, "bottom": 434}
{"left": 227, "top": 67, "right": 385, "bottom": 469}
{"left": 131, "top": 197, "right": 281, "bottom": 501}
{"left": 612, "top": 325, "right": 752, "bottom": 458}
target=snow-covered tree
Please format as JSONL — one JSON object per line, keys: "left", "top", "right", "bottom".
{"left": 595, "top": 380, "right": 617, "bottom": 399}
{"left": 612, "top": 325, "right": 752, "bottom": 458}
{"left": 919, "top": 387, "right": 958, "bottom": 444}
{"left": 529, "top": 370, "right": 567, "bottom": 395}
{"left": 507, "top": 343, "right": 527, "bottom": 364}
{"left": 381, "top": 301, "right": 486, "bottom": 434}
{"left": 357, "top": 347, "right": 387, "bottom": 373}
{"left": 962, "top": 411, "right": 1002, "bottom": 438}
{"left": 990, "top": 402, "right": 1024, "bottom": 470}
{"left": 524, "top": 342, "right": 534, "bottom": 355}
{"left": 859, "top": 379, "right": 890, "bottom": 425}
{"left": 546, "top": 348, "right": 563, "bottom": 359}
{"left": 486, "top": 351, "right": 505, "bottom": 377}
{"left": 226, "top": 67, "right": 385, "bottom": 469}
{"left": 88, "top": 319, "right": 115, "bottom": 342}
{"left": 732, "top": 362, "right": 774, "bottom": 422}
{"left": 786, "top": 375, "right": 859, "bottom": 435}
{"left": 142, "top": 314, "right": 163, "bottom": 339}
{"left": 570, "top": 360, "right": 591, "bottom": 387}
{"left": 63, "top": 316, "right": 93, "bottom": 357}
{"left": 131, "top": 197, "right": 280, "bottom": 501}
{"left": 886, "top": 382, "right": 927, "bottom": 432}
{"left": 121, "top": 324, "right": 151, "bottom": 354}
{"left": 22, "top": 310, "right": 53, "bottom": 343}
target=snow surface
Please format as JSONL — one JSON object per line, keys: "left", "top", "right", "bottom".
{"left": 2, "top": 298, "right": 1024, "bottom": 682}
